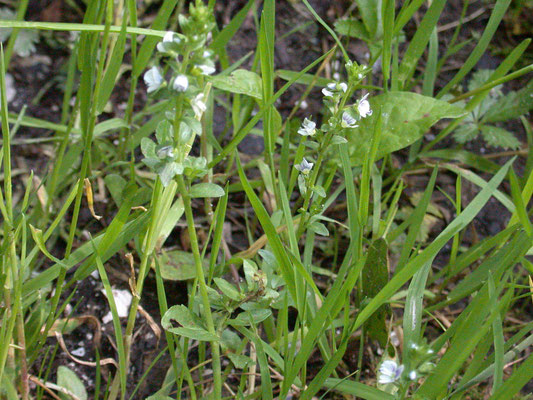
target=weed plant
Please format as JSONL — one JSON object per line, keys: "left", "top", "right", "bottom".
{"left": 0, "top": 0, "right": 532, "bottom": 399}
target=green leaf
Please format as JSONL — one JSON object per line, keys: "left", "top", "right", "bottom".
{"left": 214, "top": 277, "right": 243, "bottom": 301}
{"left": 157, "top": 162, "right": 183, "bottom": 187}
{"left": 361, "top": 238, "right": 390, "bottom": 347}
{"left": 227, "top": 353, "right": 255, "bottom": 369}
{"left": 348, "top": 92, "right": 465, "bottom": 165}
{"left": 141, "top": 137, "right": 157, "bottom": 159}
{"left": 158, "top": 250, "right": 206, "bottom": 281}
{"left": 331, "top": 134, "right": 348, "bottom": 145}
{"left": 480, "top": 124, "right": 521, "bottom": 150}
{"left": 56, "top": 366, "right": 88, "bottom": 400}
{"left": 104, "top": 174, "right": 127, "bottom": 207}
{"left": 229, "top": 309, "right": 272, "bottom": 327}
{"left": 309, "top": 221, "right": 329, "bottom": 236}
{"left": 323, "top": 378, "right": 395, "bottom": 400}
{"left": 189, "top": 182, "right": 225, "bottom": 198}
{"left": 155, "top": 119, "right": 174, "bottom": 144}
{"left": 96, "top": 17, "right": 127, "bottom": 113}
{"left": 161, "top": 305, "right": 219, "bottom": 341}
{"left": 209, "top": 69, "right": 263, "bottom": 100}
{"left": 334, "top": 18, "right": 370, "bottom": 41}
{"left": 453, "top": 122, "right": 479, "bottom": 143}
{"left": 483, "top": 79, "right": 533, "bottom": 123}
{"left": 355, "top": 0, "right": 381, "bottom": 39}
{"left": 312, "top": 185, "right": 327, "bottom": 198}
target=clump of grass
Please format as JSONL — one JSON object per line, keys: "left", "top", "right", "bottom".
{"left": 0, "top": 0, "right": 532, "bottom": 399}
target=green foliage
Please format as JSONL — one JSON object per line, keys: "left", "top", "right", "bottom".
{"left": 1, "top": 0, "right": 531, "bottom": 399}
{"left": 453, "top": 70, "right": 532, "bottom": 149}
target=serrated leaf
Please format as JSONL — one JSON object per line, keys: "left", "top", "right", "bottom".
{"left": 158, "top": 250, "right": 207, "bottom": 281}
{"left": 229, "top": 309, "right": 272, "bottom": 327}
{"left": 57, "top": 366, "right": 88, "bottom": 400}
{"left": 480, "top": 125, "right": 521, "bottom": 149}
{"left": 209, "top": 69, "right": 263, "bottom": 100}
{"left": 348, "top": 92, "right": 465, "bottom": 165}
{"left": 453, "top": 122, "right": 479, "bottom": 143}
{"left": 483, "top": 79, "right": 533, "bottom": 123}
{"left": 190, "top": 183, "right": 225, "bottom": 198}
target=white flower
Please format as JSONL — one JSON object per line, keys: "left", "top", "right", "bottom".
{"left": 144, "top": 66, "right": 164, "bottom": 93}
{"left": 163, "top": 31, "right": 175, "bottom": 43}
{"left": 409, "top": 371, "right": 417, "bottom": 381}
{"left": 295, "top": 158, "right": 313, "bottom": 175}
{"left": 358, "top": 93, "right": 372, "bottom": 118}
{"left": 378, "top": 360, "right": 404, "bottom": 385}
{"left": 192, "top": 93, "right": 207, "bottom": 118}
{"left": 322, "top": 82, "right": 348, "bottom": 97}
{"left": 173, "top": 75, "right": 189, "bottom": 92}
{"left": 298, "top": 118, "right": 316, "bottom": 136}
{"left": 341, "top": 112, "right": 358, "bottom": 128}
{"left": 322, "top": 82, "right": 337, "bottom": 97}
{"left": 198, "top": 64, "right": 216, "bottom": 75}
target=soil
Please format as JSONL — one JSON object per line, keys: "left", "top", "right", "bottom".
{"left": 4, "top": 0, "right": 532, "bottom": 398}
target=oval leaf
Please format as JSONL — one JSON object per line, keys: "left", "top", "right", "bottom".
{"left": 348, "top": 92, "right": 465, "bottom": 165}
{"left": 190, "top": 183, "right": 225, "bottom": 198}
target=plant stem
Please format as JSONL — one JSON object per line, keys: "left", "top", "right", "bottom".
{"left": 177, "top": 175, "right": 222, "bottom": 398}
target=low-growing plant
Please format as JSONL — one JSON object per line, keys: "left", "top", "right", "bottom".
{"left": 0, "top": 0, "right": 532, "bottom": 399}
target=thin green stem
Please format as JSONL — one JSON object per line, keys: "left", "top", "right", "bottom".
{"left": 177, "top": 175, "right": 222, "bottom": 398}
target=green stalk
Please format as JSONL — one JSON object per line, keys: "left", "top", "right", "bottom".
{"left": 177, "top": 175, "right": 222, "bottom": 398}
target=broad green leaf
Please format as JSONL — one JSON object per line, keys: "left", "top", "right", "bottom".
{"left": 348, "top": 92, "right": 465, "bottom": 165}
{"left": 189, "top": 182, "right": 225, "bottom": 198}
{"left": 355, "top": 0, "right": 381, "bottom": 39}
{"left": 157, "top": 250, "right": 206, "bottom": 281}
{"left": 209, "top": 69, "right": 262, "bottom": 100}
{"left": 162, "top": 305, "right": 219, "bottom": 341}
{"left": 229, "top": 309, "right": 272, "bottom": 327}
{"left": 57, "top": 366, "right": 88, "bottom": 400}
{"left": 361, "top": 238, "right": 390, "bottom": 347}
{"left": 453, "top": 122, "right": 479, "bottom": 143}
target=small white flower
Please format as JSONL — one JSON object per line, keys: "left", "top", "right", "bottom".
{"left": 409, "top": 371, "right": 417, "bottom": 381}
{"left": 298, "top": 118, "right": 316, "bottom": 136}
{"left": 144, "top": 66, "right": 164, "bottom": 93}
{"left": 358, "top": 93, "right": 372, "bottom": 118}
{"left": 322, "top": 82, "right": 337, "bottom": 97}
{"left": 295, "top": 158, "right": 313, "bottom": 175}
{"left": 192, "top": 93, "right": 207, "bottom": 118}
{"left": 339, "top": 82, "right": 348, "bottom": 92}
{"left": 341, "top": 112, "right": 358, "bottom": 128}
{"left": 378, "top": 360, "right": 404, "bottom": 385}
{"left": 173, "top": 75, "right": 189, "bottom": 92}
{"left": 163, "top": 31, "right": 175, "bottom": 42}
{"left": 198, "top": 64, "right": 216, "bottom": 75}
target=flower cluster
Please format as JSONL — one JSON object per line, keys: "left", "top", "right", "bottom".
{"left": 141, "top": 0, "right": 215, "bottom": 186}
